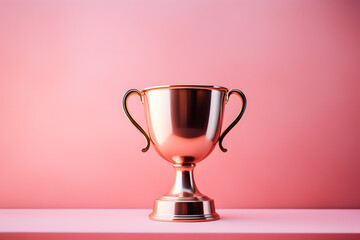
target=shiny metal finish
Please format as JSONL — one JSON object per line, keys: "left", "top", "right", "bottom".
{"left": 122, "top": 85, "right": 246, "bottom": 222}
{"left": 219, "top": 89, "right": 247, "bottom": 152}
{"left": 143, "top": 86, "right": 227, "bottom": 163}
{"left": 122, "top": 89, "right": 151, "bottom": 152}
{"left": 149, "top": 163, "right": 220, "bottom": 222}
{"left": 149, "top": 198, "right": 219, "bottom": 222}
{"left": 143, "top": 84, "right": 228, "bottom": 92}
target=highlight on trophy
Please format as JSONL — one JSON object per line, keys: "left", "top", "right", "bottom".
{"left": 122, "top": 85, "right": 246, "bottom": 222}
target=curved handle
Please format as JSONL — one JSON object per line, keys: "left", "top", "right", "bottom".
{"left": 218, "top": 89, "right": 247, "bottom": 152}
{"left": 122, "top": 89, "right": 151, "bottom": 152}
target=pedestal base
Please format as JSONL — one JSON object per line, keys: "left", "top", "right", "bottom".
{"left": 149, "top": 196, "right": 220, "bottom": 222}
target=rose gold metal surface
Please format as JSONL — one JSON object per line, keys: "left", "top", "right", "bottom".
{"left": 122, "top": 85, "right": 247, "bottom": 222}
{"left": 149, "top": 163, "right": 220, "bottom": 222}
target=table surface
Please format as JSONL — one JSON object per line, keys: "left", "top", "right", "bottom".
{"left": 1, "top": 209, "right": 359, "bottom": 234}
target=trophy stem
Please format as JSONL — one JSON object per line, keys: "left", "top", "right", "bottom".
{"left": 149, "top": 162, "right": 220, "bottom": 222}
{"left": 168, "top": 163, "right": 201, "bottom": 197}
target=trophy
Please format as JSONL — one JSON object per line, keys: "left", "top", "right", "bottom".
{"left": 123, "top": 85, "right": 246, "bottom": 222}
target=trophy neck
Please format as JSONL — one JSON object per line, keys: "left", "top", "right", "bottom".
{"left": 167, "top": 163, "right": 203, "bottom": 198}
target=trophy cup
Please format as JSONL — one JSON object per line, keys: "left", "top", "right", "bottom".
{"left": 123, "top": 85, "right": 246, "bottom": 222}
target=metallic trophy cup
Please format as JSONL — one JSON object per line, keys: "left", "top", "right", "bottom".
{"left": 123, "top": 85, "right": 246, "bottom": 222}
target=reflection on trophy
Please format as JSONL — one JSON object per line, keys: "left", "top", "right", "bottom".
{"left": 123, "top": 85, "right": 246, "bottom": 222}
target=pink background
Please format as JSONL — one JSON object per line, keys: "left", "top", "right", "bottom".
{"left": 0, "top": 0, "right": 360, "bottom": 209}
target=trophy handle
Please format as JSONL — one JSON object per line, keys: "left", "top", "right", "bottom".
{"left": 122, "top": 89, "right": 151, "bottom": 152}
{"left": 218, "top": 89, "right": 247, "bottom": 152}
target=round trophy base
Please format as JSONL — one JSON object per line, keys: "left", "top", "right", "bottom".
{"left": 149, "top": 196, "right": 220, "bottom": 222}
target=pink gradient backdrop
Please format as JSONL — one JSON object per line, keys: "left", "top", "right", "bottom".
{"left": 0, "top": 0, "right": 360, "bottom": 209}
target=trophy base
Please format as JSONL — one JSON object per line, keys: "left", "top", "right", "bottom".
{"left": 149, "top": 196, "right": 220, "bottom": 222}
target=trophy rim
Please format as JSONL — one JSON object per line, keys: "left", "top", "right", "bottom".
{"left": 142, "top": 84, "right": 228, "bottom": 92}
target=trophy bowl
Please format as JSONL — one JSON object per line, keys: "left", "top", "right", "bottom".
{"left": 123, "top": 85, "right": 246, "bottom": 222}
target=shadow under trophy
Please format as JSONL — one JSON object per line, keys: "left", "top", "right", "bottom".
{"left": 123, "top": 85, "right": 246, "bottom": 222}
